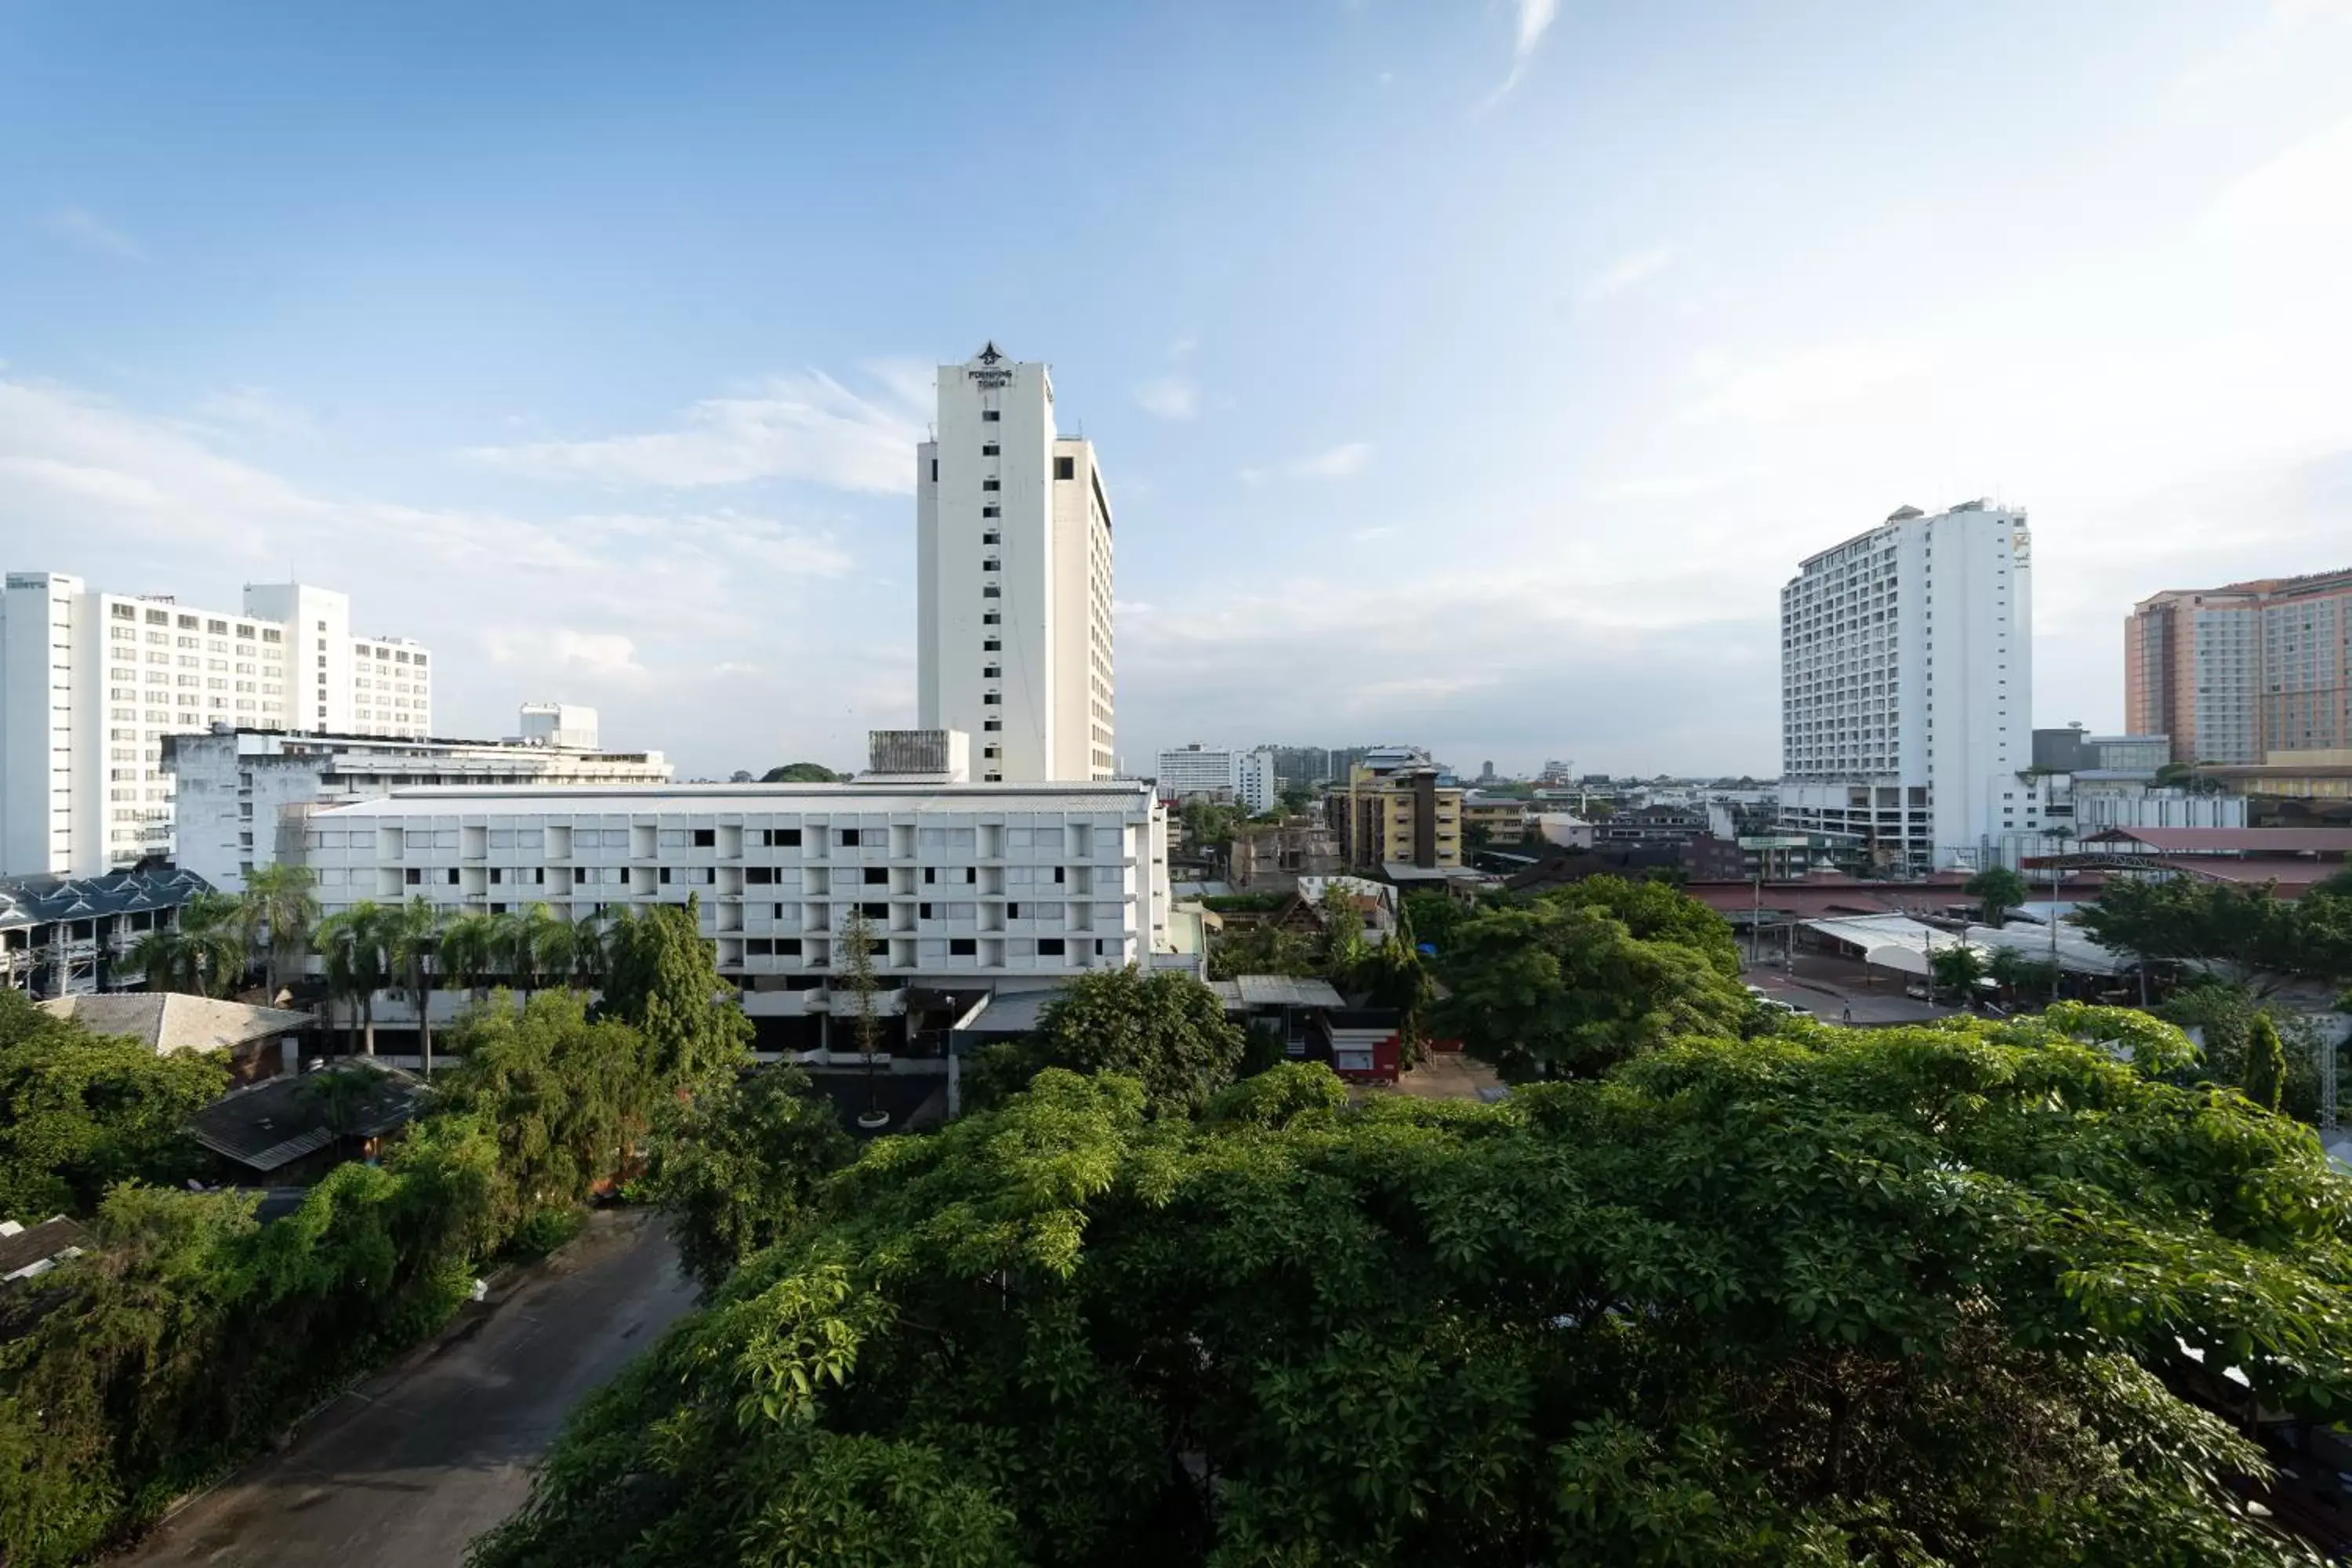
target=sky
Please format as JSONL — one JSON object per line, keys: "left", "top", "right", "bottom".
{"left": 3, "top": 1, "right": 2350, "bottom": 781}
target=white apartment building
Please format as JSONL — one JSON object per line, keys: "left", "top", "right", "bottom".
{"left": 1775, "top": 501, "right": 2034, "bottom": 871}
{"left": 1154, "top": 743, "right": 1280, "bottom": 813}
{"left": 297, "top": 781, "right": 1172, "bottom": 1038}
{"left": 0, "top": 572, "right": 434, "bottom": 878}
{"left": 916, "top": 343, "right": 1115, "bottom": 785}
{"left": 165, "top": 717, "right": 673, "bottom": 894}
{"left": 239, "top": 583, "right": 434, "bottom": 740}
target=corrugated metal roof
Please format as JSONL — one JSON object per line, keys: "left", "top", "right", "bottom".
{"left": 1210, "top": 975, "right": 1345, "bottom": 1009}
{"left": 2087, "top": 826, "right": 2352, "bottom": 854}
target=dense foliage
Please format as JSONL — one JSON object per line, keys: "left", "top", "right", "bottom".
{"left": 1964, "top": 865, "right": 2030, "bottom": 925}
{"left": 967, "top": 967, "right": 1245, "bottom": 1117}
{"left": 645, "top": 1063, "right": 855, "bottom": 1298}
{"left": 2077, "top": 877, "right": 2352, "bottom": 990}
{"left": 597, "top": 899, "right": 755, "bottom": 1083}
{"left": 473, "top": 1008, "right": 2351, "bottom": 1567}
{"left": 1429, "top": 876, "right": 1750, "bottom": 1080}
{"left": 0, "top": 909, "right": 756, "bottom": 1565}
{"left": 0, "top": 992, "right": 227, "bottom": 1221}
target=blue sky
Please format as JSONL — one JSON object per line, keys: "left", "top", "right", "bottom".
{"left": 4, "top": 1, "right": 2350, "bottom": 778}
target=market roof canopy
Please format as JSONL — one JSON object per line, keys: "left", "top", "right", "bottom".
{"left": 1799, "top": 915, "right": 2131, "bottom": 978}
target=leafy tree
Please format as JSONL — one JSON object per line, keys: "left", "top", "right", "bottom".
{"left": 1178, "top": 798, "right": 1249, "bottom": 851}
{"left": 1430, "top": 897, "right": 1749, "bottom": 1080}
{"left": 2241, "top": 1011, "right": 2288, "bottom": 1113}
{"left": 1985, "top": 943, "right": 2060, "bottom": 998}
{"left": 1541, "top": 873, "right": 1743, "bottom": 976}
{"left": 125, "top": 892, "right": 246, "bottom": 998}
{"left": 236, "top": 863, "right": 318, "bottom": 1001}
{"left": 760, "top": 761, "right": 842, "bottom": 783}
{"left": 1313, "top": 883, "right": 1369, "bottom": 975}
{"left": 472, "top": 1015, "right": 2352, "bottom": 1568}
{"left": 1929, "top": 941, "right": 1987, "bottom": 1002}
{"left": 1965, "top": 864, "right": 2031, "bottom": 925}
{"left": 436, "top": 991, "right": 664, "bottom": 1234}
{"left": 644, "top": 1064, "right": 855, "bottom": 1298}
{"left": 2074, "top": 877, "right": 2312, "bottom": 990}
{"left": 1400, "top": 888, "right": 1466, "bottom": 956}
{"left": 967, "top": 966, "right": 1243, "bottom": 1118}
{"left": 597, "top": 897, "right": 751, "bottom": 1085}
{"left": 0, "top": 992, "right": 227, "bottom": 1219}
{"left": 1276, "top": 783, "right": 1313, "bottom": 815}
{"left": 315, "top": 900, "right": 392, "bottom": 1054}
{"left": 1206, "top": 920, "right": 1316, "bottom": 981}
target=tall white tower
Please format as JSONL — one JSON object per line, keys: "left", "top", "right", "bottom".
{"left": 916, "top": 343, "right": 1115, "bottom": 782}
{"left": 1776, "top": 500, "right": 2034, "bottom": 870}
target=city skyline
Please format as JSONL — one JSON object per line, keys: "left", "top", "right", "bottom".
{"left": 4, "top": 2, "right": 2350, "bottom": 778}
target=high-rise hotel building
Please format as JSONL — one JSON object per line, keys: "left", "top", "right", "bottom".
{"left": 916, "top": 344, "right": 1114, "bottom": 784}
{"left": 2126, "top": 568, "right": 2352, "bottom": 764}
{"left": 1775, "top": 501, "right": 2034, "bottom": 871}
{"left": 0, "top": 573, "right": 431, "bottom": 877}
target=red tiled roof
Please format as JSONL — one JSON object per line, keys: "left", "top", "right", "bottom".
{"left": 2084, "top": 827, "right": 2352, "bottom": 855}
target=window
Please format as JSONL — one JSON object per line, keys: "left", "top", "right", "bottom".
{"left": 692, "top": 828, "right": 715, "bottom": 847}
{"left": 982, "top": 664, "right": 1000, "bottom": 678}
{"left": 862, "top": 867, "right": 887, "bottom": 884}
{"left": 983, "top": 718, "right": 1002, "bottom": 731}
{"left": 746, "top": 866, "right": 775, "bottom": 884}
{"left": 760, "top": 828, "right": 804, "bottom": 847}
{"left": 1054, "top": 456, "right": 1076, "bottom": 481}
{"left": 919, "top": 902, "right": 933, "bottom": 919}
{"left": 982, "top": 557, "right": 1000, "bottom": 572}
{"left": 983, "top": 612, "right": 1001, "bottom": 626}
{"left": 982, "top": 531, "right": 1000, "bottom": 545}
{"left": 1007, "top": 902, "right": 1021, "bottom": 919}
{"left": 982, "top": 410, "right": 1000, "bottom": 423}
{"left": 983, "top": 637, "right": 1001, "bottom": 652}
{"left": 837, "top": 828, "right": 862, "bottom": 846}
{"left": 949, "top": 938, "right": 977, "bottom": 956}
{"left": 930, "top": 459, "right": 938, "bottom": 481}
{"left": 982, "top": 692, "right": 1001, "bottom": 705}
{"left": 981, "top": 506, "right": 1000, "bottom": 518}
{"left": 982, "top": 585, "right": 1001, "bottom": 598}
{"left": 981, "top": 443, "right": 999, "bottom": 456}
{"left": 862, "top": 901, "right": 888, "bottom": 918}
{"left": 1038, "top": 938, "right": 1065, "bottom": 956}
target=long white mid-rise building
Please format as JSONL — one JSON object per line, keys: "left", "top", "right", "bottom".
{"left": 0, "top": 572, "right": 434, "bottom": 877}
{"left": 1153, "top": 744, "right": 1280, "bottom": 814}
{"left": 916, "top": 343, "right": 1115, "bottom": 785}
{"left": 1775, "top": 501, "right": 2034, "bottom": 870}
{"left": 164, "top": 717, "right": 673, "bottom": 895}
{"left": 297, "top": 781, "right": 1171, "bottom": 1045}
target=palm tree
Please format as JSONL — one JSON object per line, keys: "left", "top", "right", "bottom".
{"left": 839, "top": 909, "right": 889, "bottom": 1129}
{"left": 238, "top": 863, "right": 320, "bottom": 1003}
{"left": 129, "top": 893, "right": 248, "bottom": 996}
{"left": 385, "top": 897, "right": 444, "bottom": 1078}
{"left": 492, "top": 904, "right": 563, "bottom": 996}
{"left": 437, "top": 911, "right": 502, "bottom": 1003}
{"left": 316, "top": 902, "right": 391, "bottom": 1055}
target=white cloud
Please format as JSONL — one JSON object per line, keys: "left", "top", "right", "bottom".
{"left": 42, "top": 208, "right": 142, "bottom": 260}
{"left": 467, "top": 368, "right": 927, "bottom": 492}
{"left": 194, "top": 385, "right": 314, "bottom": 434}
{"left": 2206, "top": 112, "right": 2352, "bottom": 241}
{"left": 0, "top": 372, "right": 898, "bottom": 770}
{"left": 1679, "top": 343, "right": 1935, "bottom": 426}
{"left": 1134, "top": 375, "right": 1199, "bottom": 420}
{"left": 1580, "top": 245, "right": 1676, "bottom": 305}
{"left": 1250, "top": 441, "right": 1374, "bottom": 485}
{"left": 1350, "top": 524, "right": 1399, "bottom": 542}
{"left": 1479, "top": 0, "right": 1560, "bottom": 108}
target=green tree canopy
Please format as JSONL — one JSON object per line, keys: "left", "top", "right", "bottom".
{"left": 471, "top": 1011, "right": 2352, "bottom": 1568}
{"left": 0, "top": 992, "right": 228, "bottom": 1220}
{"left": 967, "top": 967, "right": 1244, "bottom": 1118}
{"left": 760, "top": 762, "right": 842, "bottom": 783}
{"left": 1929, "top": 942, "right": 1987, "bottom": 1000}
{"left": 435, "top": 990, "right": 664, "bottom": 1234}
{"left": 596, "top": 898, "right": 752, "bottom": 1084}
{"left": 1428, "top": 895, "right": 1749, "bottom": 1080}
{"left": 2241, "top": 1010, "right": 2288, "bottom": 1113}
{"left": 1538, "top": 873, "right": 1743, "bottom": 975}
{"left": 1965, "top": 864, "right": 2031, "bottom": 925}
{"left": 645, "top": 1063, "right": 855, "bottom": 1298}
{"left": 2074, "top": 877, "right": 2340, "bottom": 990}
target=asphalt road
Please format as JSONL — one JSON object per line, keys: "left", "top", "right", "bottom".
{"left": 124, "top": 1208, "right": 698, "bottom": 1568}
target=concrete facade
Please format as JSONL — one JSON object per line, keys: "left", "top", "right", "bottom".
{"left": 916, "top": 345, "right": 1114, "bottom": 784}
{"left": 1777, "top": 501, "right": 2034, "bottom": 870}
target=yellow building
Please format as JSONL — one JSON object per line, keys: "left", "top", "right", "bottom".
{"left": 1333, "top": 762, "right": 1464, "bottom": 871}
{"left": 1460, "top": 793, "right": 1533, "bottom": 845}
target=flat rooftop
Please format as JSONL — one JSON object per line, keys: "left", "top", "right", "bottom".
{"left": 310, "top": 781, "right": 1156, "bottom": 818}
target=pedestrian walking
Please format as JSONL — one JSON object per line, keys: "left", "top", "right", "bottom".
{"left": 1840, "top": 1004, "right": 1853, "bottom": 1026}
